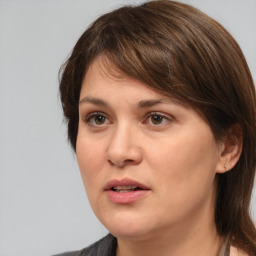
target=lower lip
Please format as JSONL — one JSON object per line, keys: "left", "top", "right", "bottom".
{"left": 106, "top": 190, "right": 150, "bottom": 204}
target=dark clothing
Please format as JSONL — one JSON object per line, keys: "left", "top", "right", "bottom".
{"left": 53, "top": 234, "right": 117, "bottom": 256}
{"left": 53, "top": 233, "right": 230, "bottom": 256}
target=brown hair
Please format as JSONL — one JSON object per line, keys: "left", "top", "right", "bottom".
{"left": 59, "top": 0, "right": 256, "bottom": 254}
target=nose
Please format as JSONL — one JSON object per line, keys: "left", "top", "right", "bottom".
{"left": 106, "top": 125, "right": 142, "bottom": 168}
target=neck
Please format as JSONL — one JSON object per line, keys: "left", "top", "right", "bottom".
{"left": 116, "top": 228, "right": 223, "bottom": 256}
{"left": 116, "top": 188, "right": 224, "bottom": 256}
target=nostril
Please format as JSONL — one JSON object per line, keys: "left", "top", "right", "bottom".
{"left": 107, "top": 159, "right": 125, "bottom": 168}
{"left": 107, "top": 158, "right": 135, "bottom": 168}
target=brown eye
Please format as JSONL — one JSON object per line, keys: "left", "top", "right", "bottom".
{"left": 85, "top": 113, "right": 109, "bottom": 126}
{"left": 150, "top": 115, "right": 164, "bottom": 125}
{"left": 94, "top": 115, "right": 106, "bottom": 125}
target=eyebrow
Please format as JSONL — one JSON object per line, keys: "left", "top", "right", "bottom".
{"left": 79, "top": 97, "right": 175, "bottom": 108}
{"left": 138, "top": 99, "right": 171, "bottom": 108}
{"left": 79, "top": 97, "right": 108, "bottom": 107}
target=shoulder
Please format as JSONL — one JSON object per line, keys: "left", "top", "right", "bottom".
{"left": 52, "top": 252, "right": 78, "bottom": 256}
{"left": 52, "top": 234, "right": 117, "bottom": 256}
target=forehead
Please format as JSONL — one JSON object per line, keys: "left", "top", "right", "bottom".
{"left": 81, "top": 56, "right": 186, "bottom": 106}
{"left": 83, "top": 55, "right": 131, "bottom": 84}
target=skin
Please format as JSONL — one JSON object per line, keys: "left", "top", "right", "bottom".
{"left": 76, "top": 57, "right": 242, "bottom": 256}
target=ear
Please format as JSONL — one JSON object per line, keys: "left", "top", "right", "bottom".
{"left": 216, "top": 124, "right": 243, "bottom": 174}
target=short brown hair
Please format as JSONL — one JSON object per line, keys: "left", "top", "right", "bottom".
{"left": 59, "top": 1, "right": 256, "bottom": 254}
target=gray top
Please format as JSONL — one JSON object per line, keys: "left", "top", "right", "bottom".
{"left": 218, "top": 237, "right": 230, "bottom": 256}
{"left": 53, "top": 234, "right": 230, "bottom": 256}
{"left": 52, "top": 234, "right": 116, "bottom": 256}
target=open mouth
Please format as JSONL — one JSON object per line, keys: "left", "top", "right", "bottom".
{"left": 111, "top": 185, "right": 143, "bottom": 193}
{"left": 105, "top": 178, "right": 150, "bottom": 203}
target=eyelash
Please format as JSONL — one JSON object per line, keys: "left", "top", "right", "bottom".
{"left": 84, "top": 112, "right": 172, "bottom": 127}
{"left": 84, "top": 112, "right": 110, "bottom": 126}
{"left": 144, "top": 112, "right": 171, "bottom": 126}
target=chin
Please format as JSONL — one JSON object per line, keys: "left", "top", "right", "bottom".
{"left": 99, "top": 211, "right": 157, "bottom": 240}
{"left": 109, "top": 225, "right": 152, "bottom": 241}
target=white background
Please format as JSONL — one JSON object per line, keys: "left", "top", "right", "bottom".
{"left": 0, "top": 0, "right": 255, "bottom": 255}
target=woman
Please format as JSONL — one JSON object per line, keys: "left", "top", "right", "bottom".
{"left": 56, "top": 0, "right": 256, "bottom": 255}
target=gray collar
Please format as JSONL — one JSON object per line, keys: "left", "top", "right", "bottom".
{"left": 218, "top": 237, "right": 230, "bottom": 256}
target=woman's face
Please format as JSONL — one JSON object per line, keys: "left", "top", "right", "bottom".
{"left": 77, "top": 58, "right": 223, "bottom": 240}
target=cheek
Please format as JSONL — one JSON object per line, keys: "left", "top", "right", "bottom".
{"left": 148, "top": 129, "right": 218, "bottom": 202}
{"left": 151, "top": 136, "right": 217, "bottom": 224}
{"left": 76, "top": 136, "right": 106, "bottom": 192}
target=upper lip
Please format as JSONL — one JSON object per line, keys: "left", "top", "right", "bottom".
{"left": 104, "top": 178, "right": 150, "bottom": 191}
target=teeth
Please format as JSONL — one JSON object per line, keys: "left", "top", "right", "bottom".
{"left": 115, "top": 185, "right": 137, "bottom": 190}
{"left": 112, "top": 185, "right": 139, "bottom": 192}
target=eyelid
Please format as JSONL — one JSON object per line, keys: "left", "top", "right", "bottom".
{"left": 84, "top": 111, "right": 111, "bottom": 125}
{"left": 144, "top": 111, "right": 174, "bottom": 124}
{"left": 84, "top": 111, "right": 102, "bottom": 122}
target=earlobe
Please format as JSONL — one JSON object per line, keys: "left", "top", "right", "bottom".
{"left": 216, "top": 124, "right": 243, "bottom": 174}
